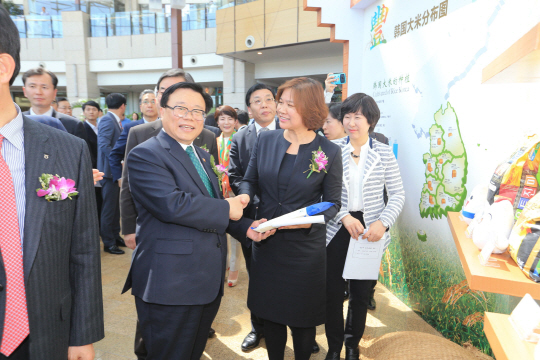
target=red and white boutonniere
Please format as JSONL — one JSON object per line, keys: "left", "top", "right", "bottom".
{"left": 210, "top": 157, "right": 228, "bottom": 191}
{"left": 36, "top": 173, "right": 78, "bottom": 201}
{"left": 305, "top": 146, "right": 328, "bottom": 179}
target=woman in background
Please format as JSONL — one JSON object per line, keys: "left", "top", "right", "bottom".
{"left": 216, "top": 105, "right": 241, "bottom": 287}
{"left": 324, "top": 93, "right": 405, "bottom": 360}
{"left": 323, "top": 103, "right": 346, "bottom": 141}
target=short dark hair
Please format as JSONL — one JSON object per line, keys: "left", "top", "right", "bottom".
{"left": 138, "top": 89, "right": 155, "bottom": 104}
{"left": 237, "top": 110, "right": 249, "bottom": 125}
{"left": 56, "top": 96, "right": 69, "bottom": 103}
{"left": 22, "top": 67, "right": 58, "bottom": 89}
{"left": 0, "top": 5, "right": 20, "bottom": 86}
{"left": 339, "top": 93, "right": 380, "bottom": 133}
{"left": 328, "top": 102, "right": 342, "bottom": 120}
{"left": 202, "top": 92, "right": 213, "bottom": 114}
{"left": 245, "top": 83, "right": 275, "bottom": 108}
{"left": 215, "top": 105, "right": 237, "bottom": 121}
{"left": 82, "top": 100, "right": 101, "bottom": 112}
{"left": 160, "top": 82, "right": 206, "bottom": 109}
{"left": 156, "top": 69, "right": 195, "bottom": 90}
{"left": 105, "top": 93, "right": 126, "bottom": 109}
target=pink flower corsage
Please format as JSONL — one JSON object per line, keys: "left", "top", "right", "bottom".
{"left": 305, "top": 146, "right": 328, "bottom": 178}
{"left": 36, "top": 173, "right": 78, "bottom": 201}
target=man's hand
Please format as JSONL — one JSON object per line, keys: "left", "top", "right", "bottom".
{"left": 124, "top": 233, "right": 136, "bottom": 250}
{"left": 342, "top": 214, "right": 365, "bottom": 240}
{"left": 324, "top": 73, "right": 338, "bottom": 94}
{"left": 68, "top": 344, "right": 94, "bottom": 360}
{"left": 92, "top": 169, "right": 104, "bottom": 185}
{"left": 225, "top": 196, "right": 248, "bottom": 221}
{"left": 362, "top": 220, "right": 386, "bottom": 242}
{"left": 236, "top": 194, "right": 250, "bottom": 207}
{"left": 247, "top": 219, "right": 276, "bottom": 242}
{"left": 118, "top": 178, "right": 122, "bottom": 188}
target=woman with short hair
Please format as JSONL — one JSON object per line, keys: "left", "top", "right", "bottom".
{"left": 324, "top": 93, "right": 405, "bottom": 360}
{"left": 239, "top": 77, "right": 343, "bottom": 360}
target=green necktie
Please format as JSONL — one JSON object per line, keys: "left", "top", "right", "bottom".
{"left": 185, "top": 145, "right": 216, "bottom": 198}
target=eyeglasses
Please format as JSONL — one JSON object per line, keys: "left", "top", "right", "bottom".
{"left": 249, "top": 98, "right": 276, "bottom": 107}
{"left": 164, "top": 105, "right": 206, "bottom": 121}
{"left": 142, "top": 100, "right": 156, "bottom": 105}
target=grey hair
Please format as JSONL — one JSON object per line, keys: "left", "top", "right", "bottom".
{"left": 156, "top": 69, "right": 195, "bottom": 90}
{"left": 139, "top": 89, "right": 155, "bottom": 104}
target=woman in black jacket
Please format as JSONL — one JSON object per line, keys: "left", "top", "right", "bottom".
{"left": 240, "top": 77, "right": 343, "bottom": 359}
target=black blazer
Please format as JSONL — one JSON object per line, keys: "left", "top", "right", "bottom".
{"left": 0, "top": 116, "right": 104, "bottom": 358}
{"left": 84, "top": 121, "right": 98, "bottom": 168}
{"left": 23, "top": 109, "right": 87, "bottom": 143}
{"left": 238, "top": 130, "right": 343, "bottom": 239}
{"left": 122, "top": 130, "right": 251, "bottom": 305}
{"left": 229, "top": 119, "right": 281, "bottom": 220}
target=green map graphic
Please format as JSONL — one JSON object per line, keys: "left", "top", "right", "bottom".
{"left": 419, "top": 102, "right": 468, "bottom": 219}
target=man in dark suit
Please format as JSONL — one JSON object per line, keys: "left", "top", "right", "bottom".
{"left": 109, "top": 89, "right": 159, "bottom": 183}
{"left": 98, "top": 93, "right": 126, "bottom": 255}
{"left": 82, "top": 101, "right": 103, "bottom": 226}
{"left": 228, "top": 83, "right": 283, "bottom": 352}
{"left": 21, "top": 67, "right": 87, "bottom": 143}
{"left": 0, "top": 7, "right": 104, "bottom": 358}
{"left": 122, "top": 81, "right": 273, "bottom": 359}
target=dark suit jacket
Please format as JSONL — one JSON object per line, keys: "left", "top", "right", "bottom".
{"left": 0, "top": 116, "right": 104, "bottom": 359}
{"left": 97, "top": 112, "right": 122, "bottom": 179}
{"left": 84, "top": 122, "right": 98, "bottom": 168}
{"left": 109, "top": 119, "right": 145, "bottom": 182}
{"left": 121, "top": 130, "right": 251, "bottom": 305}
{"left": 204, "top": 124, "right": 221, "bottom": 137}
{"left": 119, "top": 120, "right": 219, "bottom": 236}
{"left": 23, "top": 109, "right": 87, "bottom": 143}
{"left": 238, "top": 130, "right": 343, "bottom": 237}
{"left": 204, "top": 112, "right": 217, "bottom": 127}
{"left": 229, "top": 120, "right": 281, "bottom": 221}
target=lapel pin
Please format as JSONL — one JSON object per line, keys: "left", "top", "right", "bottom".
{"left": 203, "top": 158, "right": 206, "bottom": 162}
{"left": 44, "top": 154, "right": 49, "bottom": 159}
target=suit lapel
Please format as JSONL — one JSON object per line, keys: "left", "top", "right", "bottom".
{"left": 363, "top": 138, "right": 381, "bottom": 182}
{"left": 22, "top": 117, "right": 56, "bottom": 282}
{"left": 156, "top": 131, "right": 211, "bottom": 197}
{"left": 246, "top": 124, "right": 257, "bottom": 150}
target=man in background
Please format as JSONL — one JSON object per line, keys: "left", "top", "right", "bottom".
{"left": 83, "top": 100, "right": 103, "bottom": 226}
{"left": 56, "top": 97, "right": 73, "bottom": 117}
{"left": 22, "top": 67, "right": 87, "bottom": 142}
{"left": 98, "top": 93, "right": 126, "bottom": 255}
{"left": 109, "top": 89, "right": 159, "bottom": 184}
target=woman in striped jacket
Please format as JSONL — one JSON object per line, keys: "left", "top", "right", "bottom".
{"left": 324, "top": 93, "right": 405, "bottom": 360}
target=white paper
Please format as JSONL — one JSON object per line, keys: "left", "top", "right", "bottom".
{"left": 342, "top": 235, "right": 385, "bottom": 280}
{"left": 509, "top": 293, "right": 540, "bottom": 343}
{"left": 252, "top": 215, "right": 325, "bottom": 233}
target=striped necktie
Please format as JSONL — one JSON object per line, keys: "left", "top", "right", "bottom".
{"left": 185, "top": 146, "right": 216, "bottom": 198}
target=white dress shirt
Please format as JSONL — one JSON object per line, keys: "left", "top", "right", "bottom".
{"left": 30, "top": 106, "right": 54, "bottom": 117}
{"left": 348, "top": 142, "right": 369, "bottom": 212}
{"left": 254, "top": 120, "right": 276, "bottom": 134}
{"left": 87, "top": 121, "right": 98, "bottom": 135}
{"left": 162, "top": 129, "right": 209, "bottom": 177}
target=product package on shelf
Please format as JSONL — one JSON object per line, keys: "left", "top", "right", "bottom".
{"left": 472, "top": 199, "right": 514, "bottom": 254}
{"left": 487, "top": 134, "right": 540, "bottom": 220}
{"left": 509, "top": 193, "right": 540, "bottom": 282}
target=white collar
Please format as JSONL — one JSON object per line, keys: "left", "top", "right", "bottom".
{"left": 254, "top": 120, "right": 276, "bottom": 133}
{"left": 109, "top": 111, "right": 122, "bottom": 124}
{"left": 30, "top": 106, "right": 54, "bottom": 117}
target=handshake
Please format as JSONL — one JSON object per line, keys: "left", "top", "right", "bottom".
{"left": 225, "top": 194, "right": 250, "bottom": 221}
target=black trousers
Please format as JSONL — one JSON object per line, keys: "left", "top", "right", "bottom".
{"left": 263, "top": 318, "right": 315, "bottom": 360}
{"left": 0, "top": 337, "right": 29, "bottom": 360}
{"left": 100, "top": 177, "right": 120, "bottom": 248}
{"left": 325, "top": 211, "right": 373, "bottom": 353}
{"left": 135, "top": 295, "right": 221, "bottom": 360}
{"left": 95, "top": 186, "right": 102, "bottom": 227}
{"left": 240, "top": 242, "right": 264, "bottom": 335}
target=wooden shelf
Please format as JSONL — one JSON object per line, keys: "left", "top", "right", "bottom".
{"left": 447, "top": 212, "right": 540, "bottom": 299}
{"left": 482, "top": 22, "right": 540, "bottom": 83}
{"left": 484, "top": 312, "right": 536, "bottom": 360}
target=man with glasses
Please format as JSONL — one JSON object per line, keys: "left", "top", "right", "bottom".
{"left": 56, "top": 97, "right": 73, "bottom": 117}
{"left": 122, "top": 81, "right": 272, "bottom": 359}
{"left": 109, "top": 89, "right": 159, "bottom": 186}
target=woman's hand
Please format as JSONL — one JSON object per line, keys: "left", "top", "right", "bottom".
{"left": 247, "top": 219, "right": 276, "bottom": 242}
{"left": 342, "top": 214, "right": 365, "bottom": 240}
{"left": 362, "top": 220, "right": 387, "bottom": 242}
{"left": 278, "top": 223, "right": 312, "bottom": 230}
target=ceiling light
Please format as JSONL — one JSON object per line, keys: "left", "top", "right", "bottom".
{"left": 257, "top": 52, "right": 262, "bottom": 55}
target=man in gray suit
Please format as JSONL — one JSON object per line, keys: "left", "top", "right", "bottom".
{"left": 98, "top": 93, "right": 127, "bottom": 255}
{"left": 0, "top": 7, "right": 104, "bottom": 359}
{"left": 21, "top": 67, "right": 87, "bottom": 143}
